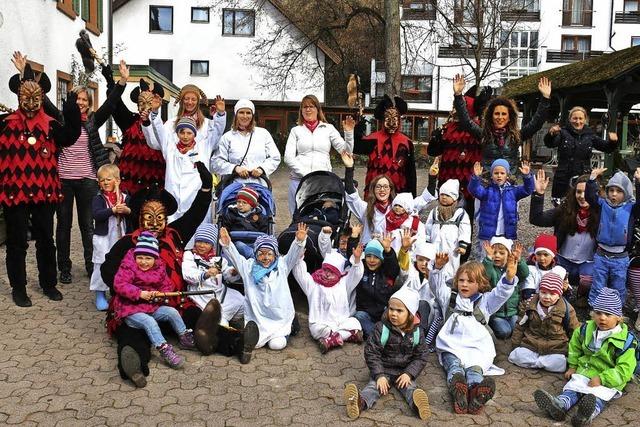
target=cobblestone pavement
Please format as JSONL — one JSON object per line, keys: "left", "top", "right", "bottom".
{"left": 0, "top": 166, "right": 638, "bottom": 426}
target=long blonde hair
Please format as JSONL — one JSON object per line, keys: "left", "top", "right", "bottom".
{"left": 71, "top": 86, "right": 94, "bottom": 115}
{"left": 173, "top": 87, "right": 205, "bottom": 130}
{"left": 297, "top": 95, "right": 327, "bottom": 125}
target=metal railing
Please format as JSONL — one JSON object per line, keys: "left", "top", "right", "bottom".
{"left": 615, "top": 11, "right": 640, "bottom": 24}
{"left": 438, "top": 45, "right": 496, "bottom": 59}
{"left": 500, "top": 10, "right": 540, "bottom": 21}
{"left": 546, "top": 49, "right": 603, "bottom": 62}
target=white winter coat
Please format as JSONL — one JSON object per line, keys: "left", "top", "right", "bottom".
{"left": 425, "top": 207, "right": 471, "bottom": 272}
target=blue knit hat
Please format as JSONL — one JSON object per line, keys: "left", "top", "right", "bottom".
{"left": 134, "top": 231, "right": 159, "bottom": 258}
{"left": 592, "top": 288, "right": 623, "bottom": 317}
{"left": 490, "top": 158, "right": 510, "bottom": 174}
{"left": 194, "top": 223, "right": 218, "bottom": 246}
{"left": 254, "top": 234, "right": 279, "bottom": 257}
{"left": 175, "top": 116, "right": 197, "bottom": 136}
{"left": 364, "top": 240, "right": 384, "bottom": 260}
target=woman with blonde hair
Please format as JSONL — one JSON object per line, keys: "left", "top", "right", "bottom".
{"left": 284, "top": 94, "right": 355, "bottom": 214}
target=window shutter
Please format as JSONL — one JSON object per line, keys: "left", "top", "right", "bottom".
{"left": 81, "top": 0, "right": 89, "bottom": 21}
{"left": 97, "top": 0, "right": 103, "bottom": 31}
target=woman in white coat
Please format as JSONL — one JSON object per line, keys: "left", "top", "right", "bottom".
{"left": 141, "top": 85, "right": 226, "bottom": 222}
{"left": 211, "top": 99, "right": 281, "bottom": 185}
{"left": 284, "top": 95, "right": 355, "bottom": 214}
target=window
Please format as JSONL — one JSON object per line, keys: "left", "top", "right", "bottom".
{"left": 561, "top": 35, "right": 591, "bottom": 52}
{"left": 509, "top": 0, "right": 540, "bottom": 11}
{"left": 454, "top": 0, "right": 480, "bottom": 25}
{"left": 401, "top": 117, "right": 413, "bottom": 137}
{"left": 56, "top": 71, "right": 73, "bottom": 110}
{"left": 401, "top": 75, "right": 432, "bottom": 102}
{"left": 632, "top": 37, "right": 640, "bottom": 46}
{"left": 57, "top": 0, "right": 77, "bottom": 19}
{"left": 149, "top": 6, "right": 173, "bottom": 33}
{"left": 190, "top": 60, "right": 209, "bottom": 76}
{"left": 562, "top": 0, "right": 592, "bottom": 26}
{"left": 624, "top": 1, "right": 640, "bottom": 12}
{"left": 149, "top": 59, "right": 173, "bottom": 81}
{"left": 191, "top": 7, "right": 210, "bottom": 23}
{"left": 375, "top": 82, "right": 386, "bottom": 99}
{"left": 500, "top": 31, "right": 538, "bottom": 80}
{"left": 402, "top": 1, "right": 436, "bottom": 20}
{"left": 222, "top": 9, "right": 255, "bottom": 36}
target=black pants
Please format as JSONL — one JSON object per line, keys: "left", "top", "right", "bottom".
{"left": 56, "top": 178, "right": 98, "bottom": 274}
{"left": 3, "top": 202, "right": 57, "bottom": 291}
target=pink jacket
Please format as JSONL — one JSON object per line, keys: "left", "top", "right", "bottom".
{"left": 112, "top": 249, "right": 174, "bottom": 320}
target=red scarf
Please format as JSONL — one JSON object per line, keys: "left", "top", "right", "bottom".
{"left": 375, "top": 200, "right": 389, "bottom": 214}
{"left": 103, "top": 190, "right": 121, "bottom": 208}
{"left": 576, "top": 207, "right": 590, "bottom": 233}
{"left": 81, "top": 113, "right": 88, "bottom": 122}
{"left": 385, "top": 210, "right": 409, "bottom": 232}
{"left": 311, "top": 263, "right": 343, "bottom": 287}
{"left": 194, "top": 248, "right": 216, "bottom": 262}
{"left": 492, "top": 127, "right": 507, "bottom": 147}
{"left": 176, "top": 140, "right": 196, "bottom": 154}
{"left": 303, "top": 120, "right": 319, "bottom": 133}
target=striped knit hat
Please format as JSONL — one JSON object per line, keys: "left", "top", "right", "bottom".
{"left": 175, "top": 116, "right": 197, "bottom": 136}
{"left": 253, "top": 234, "right": 279, "bottom": 257}
{"left": 237, "top": 187, "right": 259, "bottom": 208}
{"left": 194, "top": 223, "right": 218, "bottom": 246}
{"left": 592, "top": 288, "right": 623, "bottom": 317}
{"left": 539, "top": 272, "right": 564, "bottom": 296}
{"left": 134, "top": 231, "right": 159, "bottom": 258}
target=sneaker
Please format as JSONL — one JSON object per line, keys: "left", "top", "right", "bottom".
{"left": 11, "top": 288, "right": 32, "bottom": 307}
{"left": 179, "top": 330, "right": 197, "bottom": 350}
{"left": 59, "top": 271, "right": 72, "bottom": 284}
{"left": 412, "top": 388, "right": 431, "bottom": 420}
{"left": 121, "top": 345, "right": 147, "bottom": 388}
{"left": 318, "top": 332, "right": 344, "bottom": 354}
{"left": 95, "top": 291, "right": 109, "bottom": 311}
{"left": 290, "top": 314, "right": 301, "bottom": 336}
{"left": 194, "top": 299, "right": 221, "bottom": 355}
{"left": 344, "top": 329, "right": 363, "bottom": 344}
{"left": 344, "top": 383, "right": 363, "bottom": 419}
{"left": 467, "top": 377, "right": 496, "bottom": 415}
{"left": 157, "top": 343, "right": 184, "bottom": 369}
{"left": 448, "top": 372, "right": 468, "bottom": 414}
{"left": 43, "top": 287, "right": 63, "bottom": 301}
{"left": 239, "top": 321, "right": 259, "bottom": 364}
{"left": 571, "top": 394, "right": 597, "bottom": 427}
{"left": 533, "top": 389, "right": 566, "bottom": 421}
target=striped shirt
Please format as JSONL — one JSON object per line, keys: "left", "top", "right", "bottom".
{"left": 58, "top": 126, "right": 96, "bottom": 180}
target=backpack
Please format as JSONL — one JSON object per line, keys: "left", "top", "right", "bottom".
{"left": 446, "top": 290, "right": 487, "bottom": 325}
{"left": 430, "top": 208, "right": 465, "bottom": 228}
{"left": 579, "top": 323, "right": 640, "bottom": 378}
{"left": 380, "top": 324, "right": 420, "bottom": 348}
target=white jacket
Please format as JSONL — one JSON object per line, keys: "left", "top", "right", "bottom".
{"left": 142, "top": 113, "right": 226, "bottom": 222}
{"left": 425, "top": 207, "right": 471, "bottom": 272}
{"left": 284, "top": 123, "right": 353, "bottom": 179}
{"left": 211, "top": 127, "right": 281, "bottom": 179}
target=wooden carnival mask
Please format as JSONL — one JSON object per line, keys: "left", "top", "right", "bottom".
{"left": 9, "top": 64, "right": 50, "bottom": 119}
{"left": 383, "top": 107, "right": 400, "bottom": 134}
{"left": 130, "top": 78, "right": 164, "bottom": 115}
{"left": 140, "top": 200, "right": 167, "bottom": 235}
{"left": 137, "top": 91, "right": 155, "bottom": 115}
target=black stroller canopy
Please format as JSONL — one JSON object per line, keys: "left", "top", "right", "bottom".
{"left": 295, "top": 171, "right": 345, "bottom": 213}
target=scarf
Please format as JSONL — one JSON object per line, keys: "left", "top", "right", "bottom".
{"left": 492, "top": 127, "right": 507, "bottom": 147}
{"left": 251, "top": 260, "right": 278, "bottom": 284}
{"left": 303, "top": 120, "right": 319, "bottom": 133}
{"left": 81, "top": 113, "right": 88, "bottom": 122}
{"left": 103, "top": 190, "right": 119, "bottom": 208}
{"left": 176, "top": 140, "right": 196, "bottom": 154}
{"left": 194, "top": 248, "right": 216, "bottom": 262}
{"left": 385, "top": 210, "right": 409, "bottom": 232}
{"left": 576, "top": 207, "right": 590, "bottom": 233}
{"left": 375, "top": 200, "right": 390, "bottom": 214}
{"left": 311, "top": 264, "right": 343, "bottom": 287}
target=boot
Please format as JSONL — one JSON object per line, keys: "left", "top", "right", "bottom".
{"left": 194, "top": 299, "right": 221, "bottom": 355}
{"left": 95, "top": 291, "right": 109, "bottom": 311}
{"left": 239, "top": 321, "right": 259, "bottom": 364}
{"left": 533, "top": 389, "right": 566, "bottom": 421}
{"left": 571, "top": 394, "right": 597, "bottom": 427}
{"left": 344, "top": 329, "right": 363, "bottom": 344}
{"left": 43, "top": 287, "right": 63, "bottom": 301}
{"left": 121, "top": 345, "right": 147, "bottom": 388}
{"left": 412, "top": 388, "right": 431, "bottom": 420}
{"left": 318, "top": 332, "right": 343, "bottom": 354}
{"left": 11, "top": 287, "right": 32, "bottom": 307}
{"left": 344, "top": 383, "right": 365, "bottom": 419}
{"left": 157, "top": 343, "right": 184, "bottom": 369}
{"left": 178, "top": 329, "right": 197, "bottom": 350}
{"left": 448, "top": 372, "right": 468, "bottom": 414}
{"left": 467, "top": 377, "right": 496, "bottom": 414}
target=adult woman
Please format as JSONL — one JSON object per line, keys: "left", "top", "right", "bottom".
{"left": 284, "top": 95, "right": 355, "bottom": 214}
{"left": 453, "top": 74, "right": 552, "bottom": 173}
{"left": 544, "top": 106, "right": 618, "bottom": 202}
{"left": 56, "top": 60, "right": 130, "bottom": 284}
{"left": 529, "top": 170, "right": 597, "bottom": 304}
{"left": 211, "top": 99, "right": 281, "bottom": 184}
{"left": 142, "top": 85, "right": 226, "bottom": 222}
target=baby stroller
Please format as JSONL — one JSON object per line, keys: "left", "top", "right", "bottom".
{"left": 278, "top": 171, "right": 350, "bottom": 273}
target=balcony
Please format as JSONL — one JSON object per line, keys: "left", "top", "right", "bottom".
{"left": 561, "top": 9, "right": 593, "bottom": 26}
{"left": 615, "top": 11, "right": 640, "bottom": 24}
{"left": 402, "top": 8, "right": 436, "bottom": 20}
{"left": 546, "top": 50, "right": 603, "bottom": 63}
{"left": 500, "top": 10, "right": 540, "bottom": 22}
{"left": 438, "top": 45, "right": 496, "bottom": 59}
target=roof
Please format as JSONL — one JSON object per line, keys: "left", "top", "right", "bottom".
{"left": 112, "top": 65, "right": 181, "bottom": 100}
{"left": 112, "top": 0, "right": 341, "bottom": 64}
{"left": 502, "top": 45, "right": 640, "bottom": 98}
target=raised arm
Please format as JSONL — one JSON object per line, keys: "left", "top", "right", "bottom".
{"left": 283, "top": 223, "right": 308, "bottom": 273}
{"left": 205, "top": 96, "right": 227, "bottom": 155}
{"left": 520, "top": 77, "right": 552, "bottom": 141}
{"left": 141, "top": 109, "right": 168, "bottom": 152}
{"left": 291, "top": 257, "right": 315, "bottom": 296}
{"left": 330, "top": 116, "right": 355, "bottom": 154}
{"left": 50, "top": 92, "right": 81, "bottom": 147}
{"left": 452, "top": 74, "right": 482, "bottom": 138}
{"left": 92, "top": 61, "right": 128, "bottom": 128}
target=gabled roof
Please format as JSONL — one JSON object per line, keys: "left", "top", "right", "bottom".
{"left": 112, "top": 0, "right": 340, "bottom": 63}
{"left": 502, "top": 45, "right": 640, "bottom": 98}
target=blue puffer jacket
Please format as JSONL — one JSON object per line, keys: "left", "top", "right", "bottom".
{"left": 468, "top": 174, "right": 534, "bottom": 240}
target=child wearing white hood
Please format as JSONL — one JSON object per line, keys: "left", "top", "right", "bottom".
{"left": 385, "top": 192, "right": 426, "bottom": 254}
{"left": 425, "top": 179, "right": 471, "bottom": 273}
{"left": 293, "top": 247, "right": 365, "bottom": 353}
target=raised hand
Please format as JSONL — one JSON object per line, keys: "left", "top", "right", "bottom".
{"left": 219, "top": 227, "right": 231, "bottom": 246}
{"left": 351, "top": 223, "right": 363, "bottom": 238}
{"left": 534, "top": 168, "right": 549, "bottom": 195}
{"left": 429, "top": 156, "right": 440, "bottom": 176}
{"left": 151, "top": 93, "right": 162, "bottom": 111}
{"left": 341, "top": 151, "right": 354, "bottom": 168}
{"left": 342, "top": 115, "right": 355, "bottom": 132}
{"left": 434, "top": 252, "right": 449, "bottom": 270}
{"left": 590, "top": 167, "right": 607, "bottom": 180}
{"left": 482, "top": 240, "right": 494, "bottom": 259}
{"left": 380, "top": 232, "right": 395, "bottom": 252}
{"left": 213, "top": 95, "right": 225, "bottom": 114}
{"left": 352, "top": 243, "right": 364, "bottom": 262}
{"left": 473, "top": 161, "right": 483, "bottom": 177}
{"left": 453, "top": 73, "right": 466, "bottom": 95}
{"left": 139, "top": 109, "right": 150, "bottom": 122}
{"left": 538, "top": 76, "right": 552, "bottom": 99}
{"left": 634, "top": 167, "right": 640, "bottom": 182}
{"left": 519, "top": 160, "right": 531, "bottom": 175}
{"left": 400, "top": 228, "right": 416, "bottom": 252}
{"left": 295, "top": 222, "right": 308, "bottom": 241}
{"left": 506, "top": 251, "right": 518, "bottom": 281}
{"left": 548, "top": 124, "right": 561, "bottom": 136}
{"left": 11, "top": 51, "right": 27, "bottom": 73}
{"left": 511, "top": 242, "right": 524, "bottom": 261}
{"left": 609, "top": 132, "right": 618, "bottom": 142}
{"left": 321, "top": 226, "right": 332, "bottom": 235}
{"left": 118, "top": 59, "right": 130, "bottom": 84}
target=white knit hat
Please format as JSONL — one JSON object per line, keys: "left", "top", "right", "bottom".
{"left": 234, "top": 98, "right": 255, "bottom": 115}
{"left": 439, "top": 179, "right": 460, "bottom": 201}
{"left": 490, "top": 236, "right": 513, "bottom": 252}
{"left": 414, "top": 241, "right": 436, "bottom": 260}
{"left": 550, "top": 265, "right": 567, "bottom": 279}
{"left": 392, "top": 192, "right": 415, "bottom": 214}
{"left": 390, "top": 286, "right": 420, "bottom": 316}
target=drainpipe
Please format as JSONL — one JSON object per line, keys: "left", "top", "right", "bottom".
{"left": 609, "top": 0, "right": 616, "bottom": 51}
{"left": 435, "top": 65, "right": 440, "bottom": 113}
{"left": 107, "top": 0, "right": 114, "bottom": 138}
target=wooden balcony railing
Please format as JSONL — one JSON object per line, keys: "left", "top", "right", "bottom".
{"left": 438, "top": 45, "right": 496, "bottom": 59}
{"left": 546, "top": 49, "right": 603, "bottom": 63}
{"left": 500, "top": 10, "right": 540, "bottom": 21}
{"left": 615, "top": 11, "right": 640, "bottom": 24}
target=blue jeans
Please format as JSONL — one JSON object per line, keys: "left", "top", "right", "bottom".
{"left": 489, "top": 315, "right": 518, "bottom": 339}
{"left": 589, "top": 253, "right": 629, "bottom": 306}
{"left": 360, "top": 375, "right": 417, "bottom": 409}
{"left": 124, "top": 306, "right": 187, "bottom": 347}
{"left": 557, "top": 256, "right": 593, "bottom": 296}
{"left": 235, "top": 241, "right": 254, "bottom": 259}
{"left": 441, "top": 351, "right": 484, "bottom": 387}
{"left": 354, "top": 311, "right": 378, "bottom": 339}
{"left": 557, "top": 390, "right": 606, "bottom": 420}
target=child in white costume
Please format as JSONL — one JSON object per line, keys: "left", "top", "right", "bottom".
{"left": 385, "top": 193, "right": 427, "bottom": 255}
{"left": 220, "top": 224, "right": 307, "bottom": 350}
{"left": 293, "top": 248, "right": 365, "bottom": 353}
{"left": 182, "top": 224, "right": 244, "bottom": 326}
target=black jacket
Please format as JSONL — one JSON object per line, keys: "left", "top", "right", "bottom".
{"left": 221, "top": 206, "right": 269, "bottom": 233}
{"left": 364, "top": 318, "right": 429, "bottom": 380}
{"left": 355, "top": 249, "right": 401, "bottom": 320}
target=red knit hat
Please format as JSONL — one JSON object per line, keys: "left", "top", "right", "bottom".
{"left": 534, "top": 234, "right": 557, "bottom": 257}
{"left": 539, "top": 272, "right": 564, "bottom": 296}
{"left": 237, "top": 187, "right": 258, "bottom": 208}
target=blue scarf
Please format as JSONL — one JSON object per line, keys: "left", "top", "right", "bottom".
{"left": 251, "top": 260, "right": 278, "bottom": 284}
